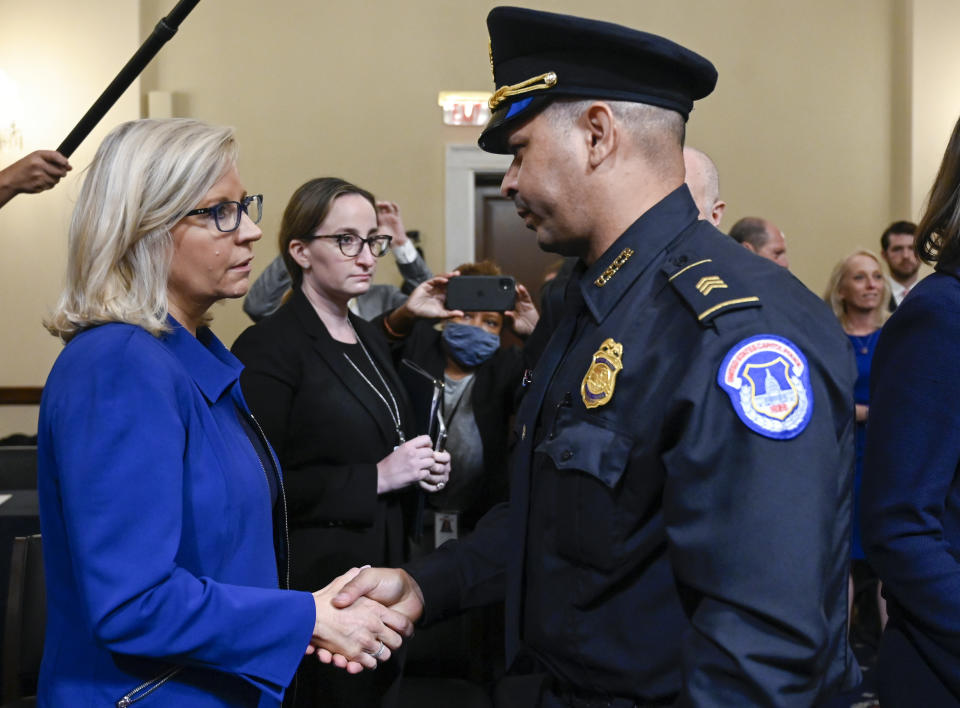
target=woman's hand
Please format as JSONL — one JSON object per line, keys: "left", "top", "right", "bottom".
{"left": 418, "top": 449, "right": 451, "bottom": 493}
{"left": 505, "top": 283, "right": 539, "bottom": 337}
{"left": 377, "top": 435, "right": 443, "bottom": 494}
{"left": 308, "top": 566, "right": 413, "bottom": 672}
{"left": 376, "top": 201, "right": 408, "bottom": 245}
{"left": 383, "top": 273, "right": 463, "bottom": 337}
{"left": 855, "top": 403, "right": 869, "bottom": 423}
{"left": 404, "top": 273, "right": 463, "bottom": 319}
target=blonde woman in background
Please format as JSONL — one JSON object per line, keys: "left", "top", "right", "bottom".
{"left": 824, "top": 249, "right": 890, "bottom": 646}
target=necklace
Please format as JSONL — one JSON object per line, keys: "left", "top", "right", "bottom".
{"left": 342, "top": 319, "right": 405, "bottom": 445}
{"left": 850, "top": 329, "right": 879, "bottom": 355}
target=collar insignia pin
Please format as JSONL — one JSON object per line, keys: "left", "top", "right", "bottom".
{"left": 594, "top": 248, "right": 634, "bottom": 287}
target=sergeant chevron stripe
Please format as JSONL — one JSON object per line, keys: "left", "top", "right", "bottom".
{"left": 696, "top": 276, "right": 727, "bottom": 295}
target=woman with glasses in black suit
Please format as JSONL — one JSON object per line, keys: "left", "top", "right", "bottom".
{"left": 232, "top": 177, "right": 452, "bottom": 708}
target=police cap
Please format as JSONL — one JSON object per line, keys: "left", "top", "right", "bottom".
{"left": 479, "top": 7, "right": 718, "bottom": 154}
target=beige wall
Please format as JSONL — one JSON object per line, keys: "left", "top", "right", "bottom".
{"left": 910, "top": 0, "right": 960, "bottom": 216}
{"left": 137, "top": 0, "right": 906, "bottom": 325}
{"left": 0, "top": 0, "right": 140, "bottom": 435}
{"left": 0, "top": 0, "right": 956, "bottom": 434}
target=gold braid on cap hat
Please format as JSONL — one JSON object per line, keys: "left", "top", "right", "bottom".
{"left": 489, "top": 71, "right": 558, "bottom": 110}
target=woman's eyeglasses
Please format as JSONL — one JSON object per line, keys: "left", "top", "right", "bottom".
{"left": 185, "top": 194, "right": 263, "bottom": 233}
{"left": 305, "top": 233, "right": 393, "bottom": 258}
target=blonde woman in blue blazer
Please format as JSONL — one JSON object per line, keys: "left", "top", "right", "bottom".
{"left": 37, "top": 119, "right": 411, "bottom": 707}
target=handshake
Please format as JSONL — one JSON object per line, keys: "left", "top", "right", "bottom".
{"left": 307, "top": 566, "right": 423, "bottom": 672}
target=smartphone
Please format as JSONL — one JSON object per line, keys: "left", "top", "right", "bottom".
{"left": 445, "top": 275, "right": 516, "bottom": 312}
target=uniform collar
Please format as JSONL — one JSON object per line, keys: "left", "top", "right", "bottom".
{"left": 579, "top": 184, "right": 699, "bottom": 322}
{"left": 163, "top": 315, "right": 242, "bottom": 403}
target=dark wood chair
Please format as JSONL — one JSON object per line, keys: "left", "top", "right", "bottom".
{"left": 0, "top": 449, "right": 36, "bottom": 491}
{"left": 1, "top": 535, "right": 44, "bottom": 707}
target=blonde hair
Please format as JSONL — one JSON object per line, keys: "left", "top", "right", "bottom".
{"left": 45, "top": 118, "right": 238, "bottom": 342}
{"left": 823, "top": 249, "right": 890, "bottom": 330}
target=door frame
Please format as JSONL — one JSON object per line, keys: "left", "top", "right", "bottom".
{"left": 444, "top": 144, "right": 511, "bottom": 271}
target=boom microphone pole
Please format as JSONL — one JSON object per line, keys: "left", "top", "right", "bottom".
{"left": 57, "top": 0, "right": 202, "bottom": 158}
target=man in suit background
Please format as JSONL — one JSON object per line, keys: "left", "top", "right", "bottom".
{"left": 880, "top": 220, "right": 920, "bottom": 311}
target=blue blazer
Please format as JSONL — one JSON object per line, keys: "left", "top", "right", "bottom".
{"left": 862, "top": 266, "right": 960, "bottom": 704}
{"left": 37, "top": 320, "right": 316, "bottom": 708}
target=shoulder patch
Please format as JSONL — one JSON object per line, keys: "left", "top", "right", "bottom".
{"left": 664, "top": 257, "right": 761, "bottom": 324}
{"left": 717, "top": 335, "right": 813, "bottom": 439}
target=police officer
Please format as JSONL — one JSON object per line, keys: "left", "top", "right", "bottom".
{"left": 334, "top": 7, "right": 860, "bottom": 705}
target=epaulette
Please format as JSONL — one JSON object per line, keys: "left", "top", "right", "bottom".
{"left": 662, "top": 256, "right": 761, "bottom": 324}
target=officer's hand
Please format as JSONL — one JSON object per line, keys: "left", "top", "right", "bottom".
{"left": 310, "top": 565, "right": 414, "bottom": 672}
{"left": 333, "top": 567, "right": 425, "bottom": 624}
{"left": 506, "top": 283, "right": 539, "bottom": 337}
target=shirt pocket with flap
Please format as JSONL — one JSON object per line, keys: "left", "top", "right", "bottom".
{"left": 535, "top": 407, "right": 634, "bottom": 571}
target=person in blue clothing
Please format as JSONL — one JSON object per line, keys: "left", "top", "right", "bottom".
{"left": 862, "top": 113, "right": 960, "bottom": 707}
{"left": 824, "top": 249, "right": 890, "bottom": 642}
{"left": 37, "top": 118, "right": 411, "bottom": 708}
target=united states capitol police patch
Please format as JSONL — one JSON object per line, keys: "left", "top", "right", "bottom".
{"left": 717, "top": 335, "right": 813, "bottom": 439}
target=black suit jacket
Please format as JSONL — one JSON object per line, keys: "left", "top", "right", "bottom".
{"left": 232, "top": 288, "right": 417, "bottom": 591}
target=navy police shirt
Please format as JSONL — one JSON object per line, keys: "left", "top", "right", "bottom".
{"left": 408, "top": 186, "right": 860, "bottom": 706}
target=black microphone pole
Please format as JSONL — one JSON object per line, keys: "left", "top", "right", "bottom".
{"left": 57, "top": 0, "right": 202, "bottom": 158}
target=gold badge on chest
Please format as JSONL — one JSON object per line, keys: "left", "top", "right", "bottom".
{"left": 580, "top": 338, "right": 624, "bottom": 409}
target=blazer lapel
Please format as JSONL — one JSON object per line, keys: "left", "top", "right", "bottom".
{"left": 291, "top": 290, "right": 399, "bottom": 447}
{"left": 352, "top": 314, "right": 416, "bottom": 438}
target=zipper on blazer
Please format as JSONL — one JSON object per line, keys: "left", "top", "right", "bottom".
{"left": 248, "top": 412, "right": 292, "bottom": 589}
{"left": 115, "top": 666, "right": 182, "bottom": 707}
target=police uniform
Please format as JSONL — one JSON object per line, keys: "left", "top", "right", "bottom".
{"left": 406, "top": 7, "right": 860, "bottom": 706}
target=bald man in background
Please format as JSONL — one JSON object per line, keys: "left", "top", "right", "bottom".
{"left": 729, "top": 216, "right": 789, "bottom": 268}
{"left": 683, "top": 146, "right": 726, "bottom": 227}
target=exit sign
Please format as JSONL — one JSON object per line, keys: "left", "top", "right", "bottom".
{"left": 438, "top": 91, "right": 492, "bottom": 126}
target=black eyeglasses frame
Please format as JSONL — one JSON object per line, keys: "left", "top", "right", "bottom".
{"left": 185, "top": 194, "right": 263, "bottom": 233}
{"left": 301, "top": 233, "right": 394, "bottom": 258}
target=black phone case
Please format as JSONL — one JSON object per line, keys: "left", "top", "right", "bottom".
{"left": 445, "top": 275, "right": 516, "bottom": 311}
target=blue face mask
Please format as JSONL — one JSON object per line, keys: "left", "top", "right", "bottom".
{"left": 442, "top": 322, "right": 500, "bottom": 368}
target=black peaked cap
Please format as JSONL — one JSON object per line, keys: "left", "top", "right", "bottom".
{"left": 479, "top": 6, "right": 718, "bottom": 153}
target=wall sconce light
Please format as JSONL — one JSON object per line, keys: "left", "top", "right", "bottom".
{"left": 0, "top": 69, "right": 24, "bottom": 151}
{"left": 438, "top": 91, "right": 492, "bottom": 126}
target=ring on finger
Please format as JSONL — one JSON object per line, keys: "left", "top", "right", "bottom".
{"left": 369, "top": 640, "right": 386, "bottom": 659}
